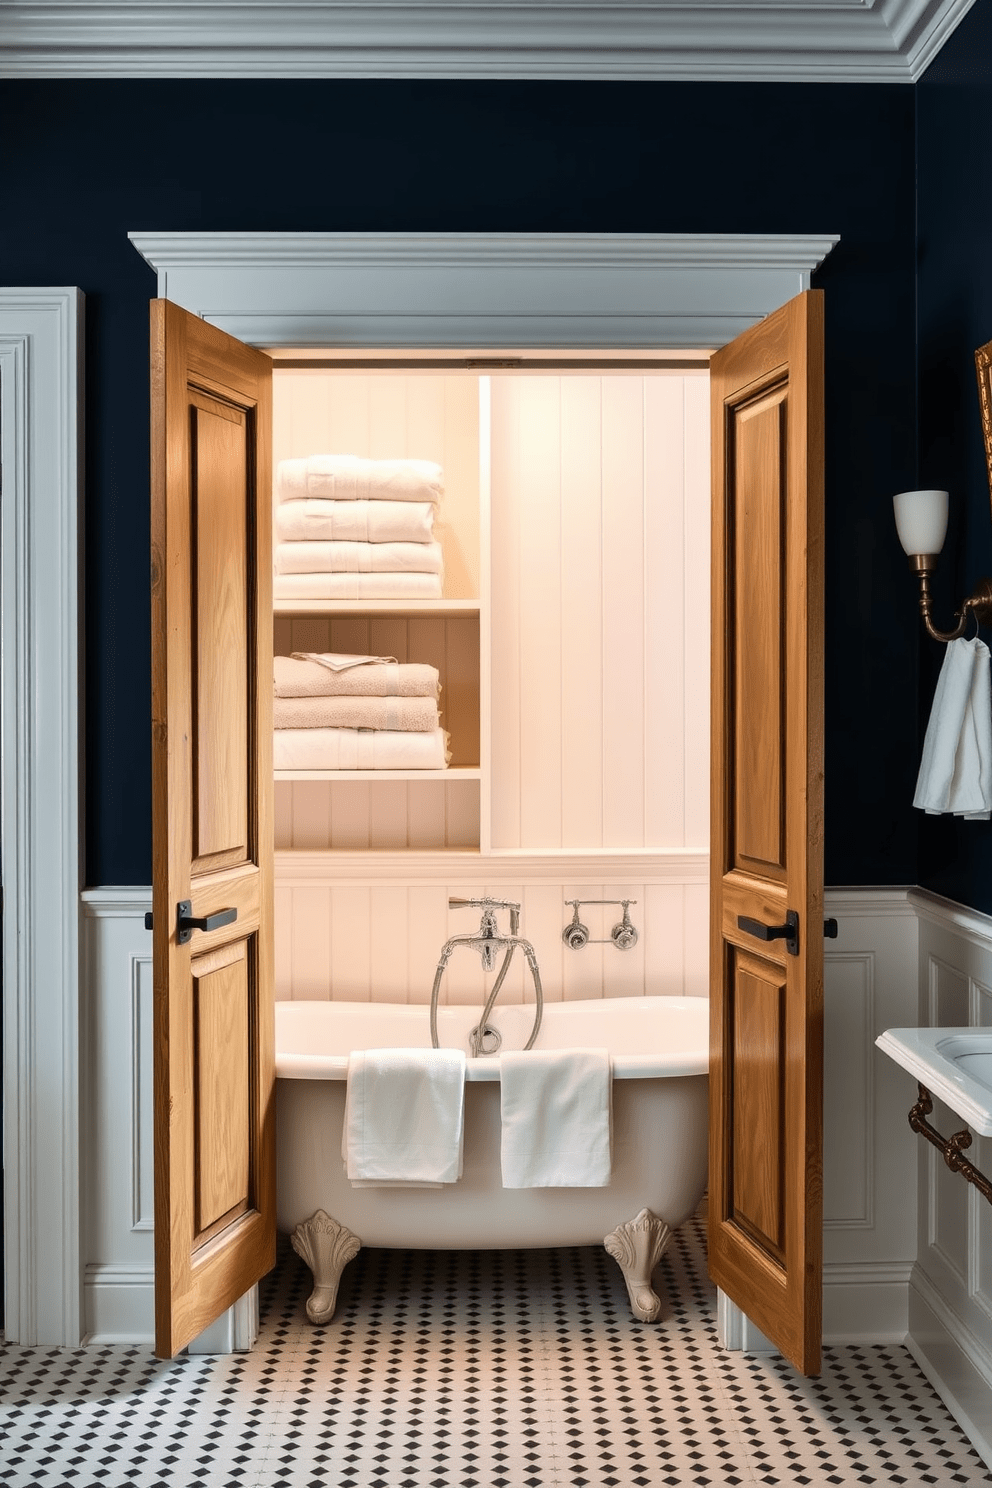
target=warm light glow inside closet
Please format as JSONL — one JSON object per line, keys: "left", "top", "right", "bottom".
{"left": 271, "top": 351, "right": 712, "bottom": 1008}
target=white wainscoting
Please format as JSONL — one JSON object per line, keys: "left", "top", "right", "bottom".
{"left": 905, "top": 889, "right": 992, "bottom": 1469}
{"left": 821, "top": 889, "right": 920, "bottom": 1342}
{"left": 81, "top": 888, "right": 154, "bottom": 1341}
{"left": 82, "top": 881, "right": 922, "bottom": 1345}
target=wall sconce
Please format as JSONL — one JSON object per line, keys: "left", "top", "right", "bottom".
{"left": 893, "top": 489, "right": 992, "bottom": 641}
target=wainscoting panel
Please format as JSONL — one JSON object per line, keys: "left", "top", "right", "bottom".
{"left": 821, "top": 890, "right": 919, "bottom": 1342}
{"left": 907, "top": 889, "right": 992, "bottom": 1471}
{"left": 82, "top": 882, "right": 920, "bottom": 1346}
{"left": 81, "top": 889, "right": 154, "bottom": 1341}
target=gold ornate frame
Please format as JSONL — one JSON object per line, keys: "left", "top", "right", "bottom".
{"left": 975, "top": 338, "right": 992, "bottom": 507}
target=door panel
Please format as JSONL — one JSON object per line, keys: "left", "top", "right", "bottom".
{"left": 733, "top": 380, "right": 787, "bottom": 877}
{"left": 191, "top": 394, "right": 250, "bottom": 867}
{"left": 731, "top": 949, "right": 787, "bottom": 1261}
{"left": 709, "top": 289, "right": 825, "bottom": 1377}
{"left": 151, "top": 299, "right": 274, "bottom": 1359}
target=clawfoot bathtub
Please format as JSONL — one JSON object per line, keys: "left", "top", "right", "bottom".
{"left": 276, "top": 995, "right": 708, "bottom": 1323}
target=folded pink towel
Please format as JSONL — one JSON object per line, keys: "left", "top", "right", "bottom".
{"left": 277, "top": 456, "right": 443, "bottom": 505}
{"left": 273, "top": 694, "right": 439, "bottom": 732}
{"left": 274, "top": 654, "right": 440, "bottom": 699}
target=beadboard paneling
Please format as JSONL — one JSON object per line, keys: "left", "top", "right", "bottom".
{"left": 489, "top": 373, "right": 710, "bottom": 852}
{"left": 273, "top": 851, "right": 708, "bottom": 1004}
{"left": 272, "top": 369, "right": 479, "bottom": 598}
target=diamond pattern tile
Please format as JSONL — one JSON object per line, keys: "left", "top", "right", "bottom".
{"left": 1, "top": 1216, "right": 989, "bottom": 1486}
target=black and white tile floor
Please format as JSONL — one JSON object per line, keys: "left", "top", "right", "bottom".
{"left": 2, "top": 1217, "right": 990, "bottom": 1486}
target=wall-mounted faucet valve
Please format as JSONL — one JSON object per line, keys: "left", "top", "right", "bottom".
{"left": 563, "top": 899, "right": 639, "bottom": 951}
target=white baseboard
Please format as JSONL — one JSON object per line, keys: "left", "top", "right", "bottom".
{"left": 822, "top": 1261, "right": 913, "bottom": 1344}
{"left": 908, "top": 1269, "right": 992, "bottom": 1473}
{"left": 83, "top": 1263, "right": 154, "bottom": 1344}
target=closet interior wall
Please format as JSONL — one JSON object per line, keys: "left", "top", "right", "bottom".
{"left": 272, "top": 362, "right": 711, "bottom": 1006}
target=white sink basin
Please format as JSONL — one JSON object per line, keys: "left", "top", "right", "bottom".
{"left": 876, "top": 1028, "right": 992, "bottom": 1136}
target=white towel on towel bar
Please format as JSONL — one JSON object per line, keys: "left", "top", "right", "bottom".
{"left": 499, "top": 1048, "right": 612, "bottom": 1188}
{"left": 914, "top": 636, "right": 992, "bottom": 818}
{"left": 343, "top": 1047, "right": 466, "bottom": 1185}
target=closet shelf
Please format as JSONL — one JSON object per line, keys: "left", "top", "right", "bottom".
{"left": 273, "top": 598, "right": 480, "bottom": 617}
{"left": 275, "top": 766, "right": 481, "bottom": 782}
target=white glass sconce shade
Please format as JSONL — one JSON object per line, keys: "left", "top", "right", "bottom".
{"left": 893, "top": 489, "right": 949, "bottom": 557}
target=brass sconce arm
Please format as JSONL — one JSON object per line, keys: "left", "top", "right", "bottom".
{"left": 909, "top": 556, "right": 992, "bottom": 643}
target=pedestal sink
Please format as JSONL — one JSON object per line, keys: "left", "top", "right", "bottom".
{"left": 876, "top": 1027, "right": 992, "bottom": 1136}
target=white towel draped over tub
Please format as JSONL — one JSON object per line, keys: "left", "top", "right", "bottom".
{"left": 343, "top": 1048, "right": 466, "bottom": 1186}
{"left": 499, "top": 1048, "right": 612, "bottom": 1188}
{"left": 914, "top": 636, "right": 992, "bottom": 819}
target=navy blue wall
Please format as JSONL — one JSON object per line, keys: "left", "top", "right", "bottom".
{"left": 918, "top": 7, "right": 992, "bottom": 912}
{"left": 0, "top": 79, "right": 918, "bottom": 888}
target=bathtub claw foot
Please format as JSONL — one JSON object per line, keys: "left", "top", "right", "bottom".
{"left": 291, "top": 1210, "right": 361, "bottom": 1324}
{"left": 604, "top": 1207, "right": 672, "bottom": 1322}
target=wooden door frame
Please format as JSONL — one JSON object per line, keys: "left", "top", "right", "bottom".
{"left": 3, "top": 235, "right": 838, "bottom": 1350}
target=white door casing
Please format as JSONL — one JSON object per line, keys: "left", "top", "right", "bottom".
{"left": 0, "top": 288, "right": 84, "bottom": 1345}
{"left": 5, "top": 237, "right": 839, "bottom": 1346}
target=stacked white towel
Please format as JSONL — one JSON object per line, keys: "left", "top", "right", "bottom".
{"left": 274, "top": 456, "right": 445, "bottom": 601}
{"left": 914, "top": 637, "right": 992, "bottom": 819}
{"left": 343, "top": 1047, "right": 466, "bottom": 1186}
{"left": 499, "top": 1048, "right": 612, "bottom": 1188}
{"left": 273, "top": 652, "right": 449, "bottom": 771}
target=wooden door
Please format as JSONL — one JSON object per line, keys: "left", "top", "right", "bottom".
{"left": 708, "top": 290, "right": 825, "bottom": 1376}
{"left": 150, "top": 300, "right": 274, "bottom": 1359}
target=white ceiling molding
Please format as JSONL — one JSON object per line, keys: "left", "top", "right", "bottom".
{"left": 128, "top": 230, "right": 840, "bottom": 349}
{"left": 0, "top": 0, "right": 978, "bottom": 82}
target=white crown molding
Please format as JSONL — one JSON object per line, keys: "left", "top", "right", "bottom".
{"left": 129, "top": 232, "right": 843, "bottom": 273}
{"left": 128, "top": 230, "right": 839, "bottom": 349}
{"left": 0, "top": 0, "right": 976, "bottom": 81}
{"left": 0, "top": 288, "right": 84, "bottom": 1346}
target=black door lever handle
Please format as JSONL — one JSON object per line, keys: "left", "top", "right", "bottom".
{"left": 176, "top": 900, "right": 238, "bottom": 944}
{"left": 145, "top": 904, "right": 239, "bottom": 942}
{"left": 737, "top": 909, "right": 800, "bottom": 957}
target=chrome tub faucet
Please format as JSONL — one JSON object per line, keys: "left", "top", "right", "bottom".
{"left": 430, "top": 897, "right": 544, "bottom": 1056}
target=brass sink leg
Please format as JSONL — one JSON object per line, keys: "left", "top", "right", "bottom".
{"left": 909, "top": 1084, "right": 992, "bottom": 1205}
